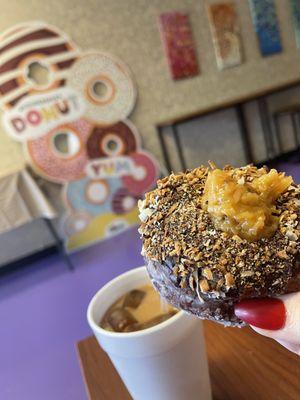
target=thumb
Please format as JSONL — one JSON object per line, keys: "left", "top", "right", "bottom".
{"left": 234, "top": 293, "right": 300, "bottom": 353}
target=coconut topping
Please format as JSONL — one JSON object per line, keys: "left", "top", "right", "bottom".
{"left": 202, "top": 168, "right": 292, "bottom": 241}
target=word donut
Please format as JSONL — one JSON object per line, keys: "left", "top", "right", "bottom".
{"left": 86, "top": 120, "right": 140, "bottom": 159}
{"left": 26, "top": 118, "right": 91, "bottom": 183}
{"left": 0, "top": 21, "right": 80, "bottom": 109}
{"left": 122, "top": 151, "right": 160, "bottom": 195}
{"left": 67, "top": 52, "right": 136, "bottom": 124}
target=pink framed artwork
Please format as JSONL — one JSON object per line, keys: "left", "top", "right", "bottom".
{"left": 158, "top": 12, "right": 199, "bottom": 80}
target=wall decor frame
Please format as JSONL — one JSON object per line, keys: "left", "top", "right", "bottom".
{"left": 207, "top": 2, "right": 243, "bottom": 69}
{"left": 248, "top": 0, "right": 282, "bottom": 56}
{"left": 290, "top": 0, "right": 300, "bottom": 48}
{"left": 158, "top": 11, "right": 199, "bottom": 80}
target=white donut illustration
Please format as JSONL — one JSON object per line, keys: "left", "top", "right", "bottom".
{"left": 67, "top": 52, "right": 137, "bottom": 124}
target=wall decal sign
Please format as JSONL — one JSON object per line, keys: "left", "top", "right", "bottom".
{"left": 0, "top": 21, "right": 160, "bottom": 251}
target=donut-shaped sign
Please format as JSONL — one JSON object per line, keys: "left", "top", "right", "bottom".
{"left": 0, "top": 21, "right": 80, "bottom": 109}
{"left": 25, "top": 118, "right": 91, "bottom": 183}
{"left": 112, "top": 188, "right": 139, "bottom": 214}
{"left": 122, "top": 151, "right": 159, "bottom": 195}
{"left": 64, "top": 176, "right": 123, "bottom": 216}
{"left": 86, "top": 120, "right": 141, "bottom": 159}
{"left": 67, "top": 52, "right": 136, "bottom": 124}
{"left": 62, "top": 211, "right": 92, "bottom": 237}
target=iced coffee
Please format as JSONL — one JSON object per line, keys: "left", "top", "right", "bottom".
{"left": 100, "top": 284, "right": 178, "bottom": 332}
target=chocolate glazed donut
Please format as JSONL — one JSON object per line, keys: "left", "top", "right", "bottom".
{"left": 139, "top": 165, "right": 300, "bottom": 327}
{"left": 86, "top": 121, "right": 140, "bottom": 159}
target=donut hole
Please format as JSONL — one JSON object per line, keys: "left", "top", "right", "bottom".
{"left": 106, "top": 139, "right": 118, "bottom": 151}
{"left": 93, "top": 81, "right": 108, "bottom": 99}
{"left": 122, "top": 195, "right": 136, "bottom": 211}
{"left": 86, "top": 180, "right": 109, "bottom": 204}
{"left": 133, "top": 166, "right": 147, "bottom": 181}
{"left": 102, "top": 133, "right": 124, "bottom": 156}
{"left": 87, "top": 75, "right": 115, "bottom": 105}
{"left": 52, "top": 131, "right": 81, "bottom": 158}
{"left": 27, "top": 61, "right": 50, "bottom": 87}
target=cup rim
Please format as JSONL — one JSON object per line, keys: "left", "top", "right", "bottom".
{"left": 87, "top": 266, "right": 184, "bottom": 339}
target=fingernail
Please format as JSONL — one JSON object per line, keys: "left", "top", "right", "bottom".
{"left": 234, "top": 298, "right": 286, "bottom": 330}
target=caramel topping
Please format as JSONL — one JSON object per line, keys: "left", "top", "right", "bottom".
{"left": 202, "top": 168, "right": 292, "bottom": 241}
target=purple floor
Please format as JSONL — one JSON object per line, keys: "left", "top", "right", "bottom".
{"left": 1, "top": 160, "right": 299, "bottom": 400}
{"left": 0, "top": 226, "right": 143, "bottom": 400}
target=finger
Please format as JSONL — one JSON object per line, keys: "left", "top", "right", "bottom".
{"left": 234, "top": 292, "right": 300, "bottom": 345}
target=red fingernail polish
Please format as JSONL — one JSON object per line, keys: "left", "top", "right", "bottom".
{"left": 234, "top": 298, "right": 286, "bottom": 330}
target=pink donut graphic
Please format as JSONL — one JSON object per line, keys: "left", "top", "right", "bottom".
{"left": 122, "top": 151, "right": 159, "bottom": 195}
{"left": 26, "top": 118, "right": 92, "bottom": 183}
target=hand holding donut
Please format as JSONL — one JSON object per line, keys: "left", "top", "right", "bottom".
{"left": 235, "top": 293, "right": 300, "bottom": 355}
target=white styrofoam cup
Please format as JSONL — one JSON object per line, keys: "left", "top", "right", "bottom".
{"left": 87, "top": 266, "right": 212, "bottom": 400}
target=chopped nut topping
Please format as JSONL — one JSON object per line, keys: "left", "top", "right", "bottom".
{"left": 241, "top": 271, "right": 255, "bottom": 278}
{"left": 139, "top": 164, "right": 300, "bottom": 298}
{"left": 202, "top": 268, "right": 213, "bottom": 280}
{"left": 199, "top": 278, "right": 210, "bottom": 292}
{"left": 225, "top": 273, "right": 235, "bottom": 288}
{"left": 277, "top": 250, "right": 289, "bottom": 259}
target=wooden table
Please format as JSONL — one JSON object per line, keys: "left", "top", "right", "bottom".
{"left": 77, "top": 321, "right": 300, "bottom": 400}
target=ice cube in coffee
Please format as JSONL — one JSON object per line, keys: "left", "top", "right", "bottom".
{"left": 100, "top": 284, "right": 178, "bottom": 333}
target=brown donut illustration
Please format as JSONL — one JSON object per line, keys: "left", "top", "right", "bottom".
{"left": 0, "top": 21, "right": 80, "bottom": 109}
{"left": 86, "top": 120, "right": 141, "bottom": 159}
{"left": 112, "top": 187, "right": 138, "bottom": 214}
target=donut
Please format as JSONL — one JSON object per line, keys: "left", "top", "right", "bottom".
{"left": 25, "top": 118, "right": 91, "bottom": 183}
{"left": 62, "top": 211, "right": 92, "bottom": 237}
{"left": 139, "top": 164, "right": 300, "bottom": 327}
{"left": 0, "top": 21, "right": 80, "bottom": 109}
{"left": 112, "top": 187, "right": 139, "bottom": 214}
{"left": 64, "top": 176, "right": 122, "bottom": 216}
{"left": 86, "top": 120, "right": 140, "bottom": 159}
{"left": 122, "top": 151, "right": 160, "bottom": 195}
{"left": 66, "top": 52, "right": 136, "bottom": 124}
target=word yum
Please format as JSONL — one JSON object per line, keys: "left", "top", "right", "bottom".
{"left": 85, "top": 156, "right": 136, "bottom": 179}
